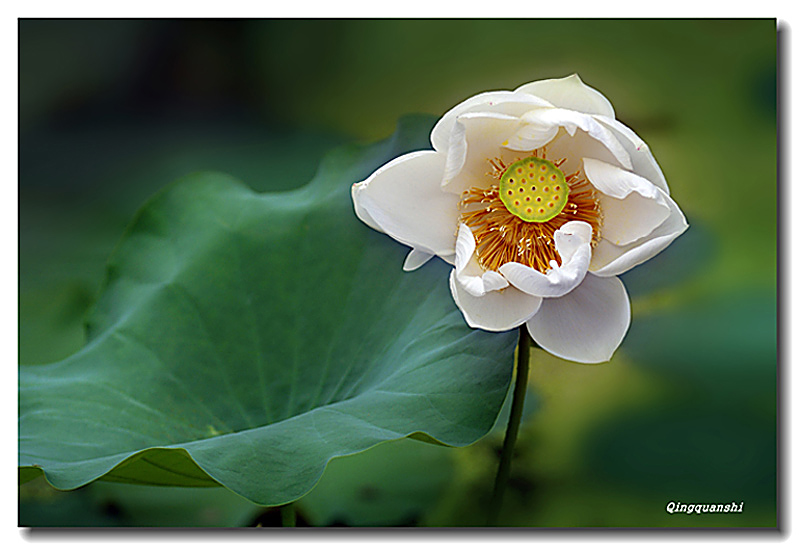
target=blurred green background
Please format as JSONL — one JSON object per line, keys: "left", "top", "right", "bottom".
{"left": 19, "top": 19, "right": 776, "bottom": 527}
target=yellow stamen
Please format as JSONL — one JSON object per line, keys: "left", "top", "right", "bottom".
{"left": 460, "top": 148, "right": 603, "bottom": 274}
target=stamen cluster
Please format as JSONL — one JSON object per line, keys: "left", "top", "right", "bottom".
{"left": 459, "top": 148, "right": 603, "bottom": 273}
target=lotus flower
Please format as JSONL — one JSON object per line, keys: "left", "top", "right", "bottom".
{"left": 352, "top": 75, "right": 687, "bottom": 363}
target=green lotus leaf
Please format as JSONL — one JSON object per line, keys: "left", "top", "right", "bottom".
{"left": 19, "top": 117, "right": 517, "bottom": 506}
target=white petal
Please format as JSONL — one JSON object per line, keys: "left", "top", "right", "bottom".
{"left": 454, "top": 222, "right": 477, "bottom": 273}
{"left": 454, "top": 223, "right": 508, "bottom": 297}
{"left": 352, "top": 150, "right": 458, "bottom": 257}
{"left": 594, "top": 115, "right": 669, "bottom": 193}
{"left": 515, "top": 74, "right": 615, "bottom": 118}
{"left": 459, "top": 265, "right": 509, "bottom": 297}
{"left": 431, "top": 90, "right": 553, "bottom": 153}
{"left": 442, "top": 112, "right": 521, "bottom": 195}
{"left": 518, "top": 108, "right": 632, "bottom": 170}
{"left": 583, "top": 158, "right": 671, "bottom": 246}
{"left": 589, "top": 192, "right": 689, "bottom": 277}
{"left": 450, "top": 270, "right": 541, "bottom": 332}
{"left": 499, "top": 221, "right": 592, "bottom": 298}
{"left": 402, "top": 249, "right": 434, "bottom": 272}
{"left": 503, "top": 117, "right": 560, "bottom": 151}
{"left": 352, "top": 184, "right": 384, "bottom": 233}
{"left": 526, "top": 274, "right": 630, "bottom": 363}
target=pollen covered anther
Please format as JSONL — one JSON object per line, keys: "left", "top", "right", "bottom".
{"left": 461, "top": 148, "right": 603, "bottom": 274}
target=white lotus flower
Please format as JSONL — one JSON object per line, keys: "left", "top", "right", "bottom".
{"left": 352, "top": 75, "right": 688, "bottom": 364}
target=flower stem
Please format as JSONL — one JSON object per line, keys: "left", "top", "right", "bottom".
{"left": 280, "top": 503, "right": 296, "bottom": 527}
{"left": 487, "top": 326, "right": 532, "bottom": 526}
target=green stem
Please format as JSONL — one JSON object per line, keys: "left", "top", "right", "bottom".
{"left": 487, "top": 326, "right": 532, "bottom": 526}
{"left": 280, "top": 503, "right": 296, "bottom": 527}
